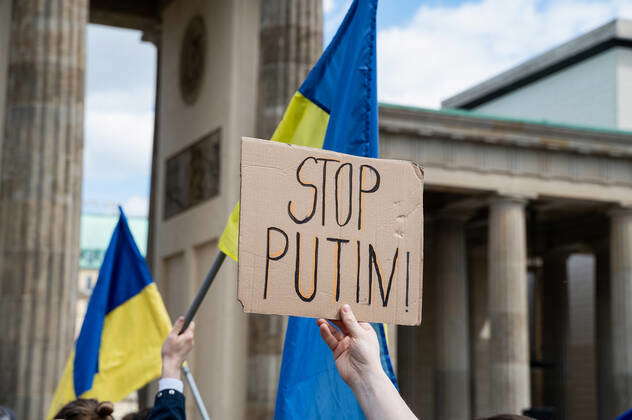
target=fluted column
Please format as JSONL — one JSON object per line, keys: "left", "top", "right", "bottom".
{"left": 608, "top": 208, "right": 632, "bottom": 416}
{"left": 434, "top": 216, "right": 471, "bottom": 420}
{"left": 398, "top": 220, "right": 436, "bottom": 419}
{"left": 257, "top": 0, "right": 322, "bottom": 139}
{"left": 488, "top": 197, "right": 531, "bottom": 414}
{"left": 469, "top": 245, "right": 490, "bottom": 418}
{"left": 250, "top": 1, "right": 322, "bottom": 418}
{"left": 0, "top": 1, "right": 86, "bottom": 418}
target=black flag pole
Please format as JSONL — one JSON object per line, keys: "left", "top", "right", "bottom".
{"left": 179, "top": 250, "right": 227, "bottom": 334}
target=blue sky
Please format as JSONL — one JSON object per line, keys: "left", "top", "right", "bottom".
{"left": 84, "top": 0, "right": 632, "bottom": 216}
{"left": 325, "top": 0, "right": 478, "bottom": 37}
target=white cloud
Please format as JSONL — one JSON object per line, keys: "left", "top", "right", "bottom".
{"left": 84, "top": 102, "right": 153, "bottom": 184}
{"left": 87, "top": 87, "right": 155, "bottom": 115}
{"left": 123, "top": 195, "right": 150, "bottom": 217}
{"left": 378, "top": 0, "right": 632, "bottom": 108}
{"left": 323, "top": 0, "right": 334, "bottom": 14}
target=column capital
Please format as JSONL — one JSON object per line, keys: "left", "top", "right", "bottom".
{"left": 488, "top": 194, "right": 529, "bottom": 207}
{"left": 141, "top": 25, "right": 162, "bottom": 46}
{"left": 608, "top": 206, "right": 632, "bottom": 218}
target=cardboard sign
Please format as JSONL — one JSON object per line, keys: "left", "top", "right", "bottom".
{"left": 237, "top": 137, "right": 424, "bottom": 325}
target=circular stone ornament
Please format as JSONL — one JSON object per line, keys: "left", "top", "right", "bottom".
{"left": 180, "top": 15, "right": 206, "bottom": 105}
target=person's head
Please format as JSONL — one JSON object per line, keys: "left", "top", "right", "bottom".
{"left": 121, "top": 408, "right": 151, "bottom": 420}
{"left": 0, "top": 406, "right": 16, "bottom": 420}
{"left": 476, "top": 416, "right": 534, "bottom": 420}
{"left": 54, "top": 399, "right": 114, "bottom": 420}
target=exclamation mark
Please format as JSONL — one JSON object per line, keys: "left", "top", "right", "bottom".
{"left": 355, "top": 240, "right": 361, "bottom": 303}
{"left": 405, "top": 251, "right": 410, "bottom": 311}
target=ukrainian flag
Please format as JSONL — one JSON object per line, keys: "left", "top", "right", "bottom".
{"left": 218, "top": 0, "right": 378, "bottom": 259}
{"left": 218, "top": 0, "right": 397, "bottom": 418}
{"left": 47, "top": 208, "right": 171, "bottom": 418}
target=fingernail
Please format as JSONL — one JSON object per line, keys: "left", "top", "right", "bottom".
{"left": 342, "top": 304, "right": 350, "bottom": 312}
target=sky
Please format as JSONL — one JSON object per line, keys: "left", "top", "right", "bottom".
{"left": 84, "top": 0, "right": 632, "bottom": 217}
{"left": 84, "top": 27, "right": 156, "bottom": 216}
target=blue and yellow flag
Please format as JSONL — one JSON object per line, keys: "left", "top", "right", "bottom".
{"left": 218, "top": 0, "right": 396, "bottom": 418}
{"left": 47, "top": 208, "right": 171, "bottom": 418}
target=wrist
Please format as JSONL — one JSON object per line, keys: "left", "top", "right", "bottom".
{"left": 349, "top": 365, "right": 390, "bottom": 395}
{"left": 162, "top": 358, "right": 182, "bottom": 380}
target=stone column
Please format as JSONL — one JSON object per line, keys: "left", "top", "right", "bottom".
{"left": 398, "top": 220, "right": 436, "bottom": 419}
{"left": 607, "top": 208, "right": 632, "bottom": 417}
{"left": 0, "top": 1, "right": 86, "bottom": 418}
{"left": 249, "top": 1, "right": 322, "bottom": 418}
{"left": 258, "top": 0, "right": 322, "bottom": 138}
{"left": 469, "top": 245, "right": 490, "bottom": 418}
{"left": 0, "top": 0, "right": 12, "bottom": 157}
{"left": 434, "top": 216, "right": 471, "bottom": 420}
{"left": 566, "top": 254, "right": 597, "bottom": 420}
{"left": 488, "top": 197, "right": 531, "bottom": 414}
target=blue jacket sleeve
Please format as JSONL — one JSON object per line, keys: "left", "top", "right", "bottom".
{"left": 148, "top": 389, "right": 186, "bottom": 420}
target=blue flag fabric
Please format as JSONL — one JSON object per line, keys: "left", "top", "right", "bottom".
{"left": 617, "top": 408, "right": 632, "bottom": 420}
{"left": 274, "top": 1, "right": 397, "bottom": 419}
{"left": 300, "top": 0, "right": 378, "bottom": 158}
{"left": 275, "top": 318, "right": 397, "bottom": 420}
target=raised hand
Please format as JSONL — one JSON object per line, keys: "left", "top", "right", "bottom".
{"left": 317, "top": 305, "right": 418, "bottom": 420}
{"left": 161, "top": 316, "right": 195, "bottom": 380}
{"left": 316, "top": 304, "right": 382, "bottom": 387}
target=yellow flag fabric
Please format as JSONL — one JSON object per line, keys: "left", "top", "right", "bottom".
{"left": 218, "top": 92, "right": 330, "bottom": 260}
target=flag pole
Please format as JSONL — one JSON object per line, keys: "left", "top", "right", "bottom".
{"left": 179, "top": 251, "right": 227, "bottom": 334}
{"left": 182, "top": 364, "right": 212, "bottom": 420}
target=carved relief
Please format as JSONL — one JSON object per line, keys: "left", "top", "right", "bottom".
{"left": 180, "top": 15, "right": 206, "bottom": 105}
{"left": 164, "top": 129, "right": 221, "bottom": 219}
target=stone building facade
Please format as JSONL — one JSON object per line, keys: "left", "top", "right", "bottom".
{"left": 0, "top": 1, "right": 631, "bottom": 420}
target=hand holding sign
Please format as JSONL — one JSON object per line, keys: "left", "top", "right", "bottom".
{"left": 317, "top": 305, "right": 419, "bottom": 420}
{"left": 317, "top": 304, "right": 381, "bottom": 387}
{"left": 238, "top": 138, "right": 424, "bottom": 325}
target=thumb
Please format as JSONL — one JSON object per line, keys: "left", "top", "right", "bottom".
{"left": 340, "top": 304, "right": 363, "bottom": 338}
{"left": 172, "top": 316, "right": 185, "bottom": 333}
{"left": 185, "top": 320, "right": 195, "bottom": 337}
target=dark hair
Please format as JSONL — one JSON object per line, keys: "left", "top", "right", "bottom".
{"left": 54, "top": 399, "right": 114, "bottom": 420}
{"left": 476, "top": 416, "right": 534, "bottom": 420}
{"left": 121, "top": 408, "right": 152, "bottom": 420}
